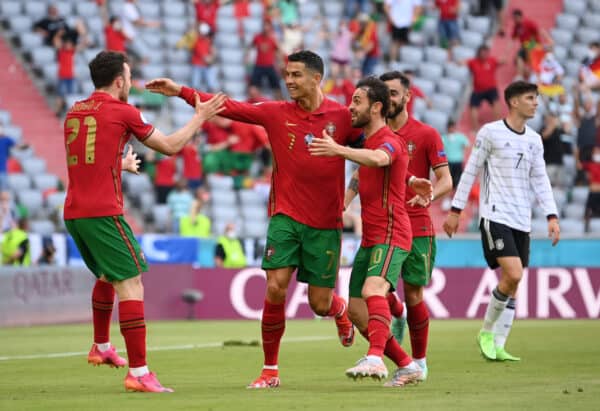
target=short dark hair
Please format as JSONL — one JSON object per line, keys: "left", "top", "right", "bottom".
{"left": 504, "top": 81, "right": 538, "bottom": 106}
{"left": 89, "top": 51, "right": 127, "bottom": 89}
{"left": 287, "top": 50, "right": 324, "bottom": 77}
{"left": 356, "top": 76, "right": 390, "bottom": 118}
{"left": 379, "top": 71, "right": 410, "bottom": 90}
{"left": 512, "top": 9, "right": 523, "bottom": 17}
{"left": 447, "top": 119, "right": 456, "bottom": 128}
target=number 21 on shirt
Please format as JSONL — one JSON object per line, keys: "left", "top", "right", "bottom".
{"left": 65, "top": 116, "right": 97, "bottom": 166}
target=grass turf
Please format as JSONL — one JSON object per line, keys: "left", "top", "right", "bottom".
{"left": 1, "top": 319, "right": 598, "bottom": 410}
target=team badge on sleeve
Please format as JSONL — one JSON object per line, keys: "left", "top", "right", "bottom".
{"left": 381, "top": 142, "right": 395, "bottom": 153}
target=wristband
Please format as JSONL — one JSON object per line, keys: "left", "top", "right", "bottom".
{"left": 450, "top": 206, "right": 462, "bottom": 215}
{"left": 408, "top": 175, "right": 416, "bottom": 186}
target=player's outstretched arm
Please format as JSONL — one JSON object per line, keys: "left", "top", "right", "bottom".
{"left": 122, "top": 144, "right": 141, "bottom": 174}
{"left": 145, "top": 77, "right": 182, "bottom": 96}
{"left": 309, "top": 130, "right": 390, "bottom": 167}
{"left": 143, "top": 93, "right": 226, "bottom": 155}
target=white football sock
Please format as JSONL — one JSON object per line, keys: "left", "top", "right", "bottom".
{"left": 482, "top": 287, "right": 509, "bottom": 332}
{"left": 494, "top": 298, "right": 516, "bottom": 348}
{"left": 130, "top": 366, "right": 149, "bottom": 377}
{"left": 96, "top": 342, "right": 111, "bottom": 352}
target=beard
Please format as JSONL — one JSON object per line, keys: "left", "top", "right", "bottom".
{"left": 387, "top": 100, "right": 405, "bottom": 119}
{"left": 118, "top": 88, "right": 129, "bottom": 102}
{"left": 351, "top": 111, "right": 371, "bottom": 128}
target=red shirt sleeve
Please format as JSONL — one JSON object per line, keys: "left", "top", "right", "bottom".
{"left": 378, "top": 139, "right": 401, "bottom": 163}
{"left": 426, "top": 128, "right": 449, "bottom": 169}
{"left": 122, "top": 105, "right": 154, "bottom": 141}
{"left": 411, "top": 86, "right": 425, "bottom": 99}
{"left": 179, "top": 86, "right": 277, "bottom": 127}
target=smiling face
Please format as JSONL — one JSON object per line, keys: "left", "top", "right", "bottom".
{"left": 284, "top": 61, "right": 321, "bottom": 101}
{"left": 349, "top": 88, "right": 373, "bottom": 128}
{"left": 384, "top": 78, "right": 409, "bottom": 119}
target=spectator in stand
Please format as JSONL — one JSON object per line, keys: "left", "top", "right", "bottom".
{"left": 1, "top": 218, "right": 29, "bottom": 266}
{"left": 535, "top": 49, "right": 565, "bottom": 98}
{"left": 403, "top": 69, "right": 432, "bottom": 117}
{"left": 277, "top": 0, "right": 299, "bottom": 26}
{"left": 0, "top": 190, "right": 16, "bottom": 233}
{"left": 249, "top": 20, "right": 282, "bottom": 100}
{"left": 192, "top": 0, "right": 219, "bottom": 33}
{"left": 104, "top": 16, "right": 129, "bottom": 53}
{"left": 350, "top": 13, "right": 381, "bottom": 76}
{"left": 579, "top": 42, "right": 600, "bottom": 92}
{"left": 247, "top": 85, "right": 268, "bottom": 104}
{"left": 465, "top": 45, "right": 503, "bottom": 132}
{"left": 152, "top": 152, "right": 177, "bottom": 203}
{"left": 37, "top": 236, "right": 57, "bottom": 265}
{"left": 179, "top": 187, "right": 211, "bottom": 238}
{"left": 0, "top": 125, "right": 16, "bottom": 192}
{"left": 384, "top": 0, "right": 423, "bottom": 63}
{"left": 214, "top": 222, "right": 247, "bottom": 269}
{"left": 573, "top": 91, "right": 600, "bottom": 181}
{"left": 53, "top": 30, "right": 80, "bottom": 116}
{"left": 121, "top": 0, "right": 160, "bottom": 61}
{"left": 442, "top": 119, "right": 470, "bottom": 189}
{"left": 167, "top": 179, "right": 194, "bottom": 233}
{"left": 322, "top": 62, "right": 355, "bottom": 106}
{"left": 330, "top": 19, "right": 354, "bottom": 79}
{"left": 202, "top": 116, "right": 234, "bottom": 175}
{"left": 477, "top": 0, "right": 505, "bottom": 36}
{"left": 510, "top": 9, "right": 551, "bottom": 80}
{"left": 180, "top": 136, "right": 203, "bottom": 191}
{"left": 540, "top": 113, "right": 565, "bottom": 188}
{"left": 189, "top": 23, "right": 219, "bottom": 92}
{"left": 583, "top": 146, "right": 600, "bottom": 232}
{"left": 280, "top": 23, "right": 304, "bottom": 56}
{"left": 33, "top": 3, "right": 70, "bottom": 46}
{"left": 435, "top": 0, "right": 460, "bottom": 53}
{"left": 228, "top": 122, "right": 269, "bottom": 184}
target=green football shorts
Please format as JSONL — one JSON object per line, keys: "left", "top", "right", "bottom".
{"left": 65, "top": 215, "right": 148, "bottom": 282}
{"left": 401, "top": 236, "right": 436, "bottom": 286}
{"left": 349, "top": 244, "right": 410, "bottom": 298}
{"left": 262, "top": 214, "right": 341, "bottom": 288}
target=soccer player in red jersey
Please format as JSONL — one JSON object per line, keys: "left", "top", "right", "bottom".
{"left": 381, "top": 71, "right": 452, "bottom": 381}
{"left": 309, "top": 77, "right": 432, "bottom": 387}
{"left": 63, "top": 51, "right": 225, "bottom": 393}
{"left": 146, "top": 50, "right": 361, "bottom": 389}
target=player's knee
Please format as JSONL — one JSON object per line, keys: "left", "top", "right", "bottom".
{"left": 265, "top": 281, "right": 287, "bottom": 302}
{"left": 309, "top": 299, "right": 330, "bottom": 316}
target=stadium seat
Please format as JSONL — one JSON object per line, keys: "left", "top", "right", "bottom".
{"left": 75, "top": 2, "right": 99, "bottom": 18}
{"left": 425, "top": 46, "right": 449, "bottom": 65}
{"left": 423, "top": 110, "right": 449, "bottom": 133}
{"left": 7, "top": 173, "right": 31, "bottom": 192}
{"left": 216, "top": 4, "right": 235, "bottom": 18}
{"left": 7, "top": 15, "right": 33, "bottom": 33}
{"left": 530, "top": 219, "right": 549, "bottom": 235}
{"left": 551, "top": 28, "right": 574, "bottom": 47}
{"left": 17, "top": 189, "right": 44, "bottom": 217}
{"left": 412, "top": 78, "right": 435, "bottom": 96}
{"left": 223, "top": 80, "right": 247, "bottom": 97}
{"left": 555, "top": 13, "right": 579, "bottom": 31}
{"left": 323, "top": 2, "right": 343, "bottom": 17}
{"left": 576, "top": 27, "right": 600, "bottom": 44}
{"left": 0, "top": 110, "right": 11, "bottom": 125}
{"left": 140, "top": 64, "right": 167, "bottom": 80}
{"left": 563, "top": 203, "right": 585, "bottom": 220}
{"left": 589, "top": 218, "right": 600, "bottom": 233}
{"left": 18, "top": 33, "right": 44, "bottom": 51}
{"left": 161, "top": 0, "right": 186, "bottom": 18}
{"left": 553, "top": 46, "right": 568, "bottom": 62}
{"left": 168, "top": 64, "right": 192, "bottom": 83}
{"left": 219, "top": 48, "right": 244, "bottom": 65}
{"left": 243, "top": 18, "right": 263, "bottom": 36}
{"left": 300, "top": 2, "right": 320, "bottom": 19}
{"left": 0, "top": 1, "right": 22, "bottom": 18}
{"left": 24, "top": 1, "right": 47, "bottom": 20}
{"left": 460, "top": 30, "right": 485, "bottom": 49}
{"left": 465, "top": 16, "right": 491, "bottom": 36}
{"left": 552, "top": 188, "right": 568, "bottom": 210}
{"left": 570, "top": 44, "right": 590, "bottom": 61}
{"left": 240, "top": 205, "right": 267, "bottom": 220}
{"left": 164, "top": 33, "right": 182, "bottom": 49}
{"left": 123, "top": 173, "right": 153, "bottom": 199}
{"left": 212, "top": 205, "right": 239, "bottom": 222}
{"left": 222, "top": 65, "right": 247, "bottom": 80}
{"left": 564, "top": 60, "right": 581, "bottom": 78}
{"left": 412, "top": 97, "right": 428, "bottom": 117}
{"left": 239, "top": 189, "right": 265, "bottom": 207}
{"left": 206, "top": 174, "right": 233, "bottom": 190}
{"left": 29, "top": 219, "right": 56, "bottom": 236}
{"left": 54, "top": 1, "right": 73, "bottom": 16}
{"left": 431, "top": 93, "right": 456, "bottom": 113}
{"left": 152, "top": 204, "right": 171, "bottom": 232}
{"left": 30, "top": 47, "right": 56, "bottom": 68}
{"left": 215, "top": 33, "right": 242, "bottom": 48}
{"left": 399, "top": 46, "right": 424, "bottom": 64}
{"left": 243, "top": 220, "right": 267, "bottom": 238}
{"left": 139, "top": 191, "right": 156, "bottom": 218}
{"left": 163, "top": 17, "right": 187, "bottom": 34}
{"left": 452, "top": 45, "right": 475, "bottom": 61}
{"left": 167, "top": 48, "right": 190, "bottom": 64}
{"left": 21, "top": 158, "right": 47, "bottom": 176}
{"left": 137, "top": 2, "right": 160, "bottom": 19}
{"left": 592, "top": 0, "right": 600, "bottom": 12}
{"left": 560, "top": 218, "right": 585, "bottom": 234}
{"left": 46, "top": 191, "right": 66, "bottom": 210}
{"left": 211, "top": 190, "right": 238, "bottom": 207}
{"left": 564, "top": 0, "right": 587, "bottom": 16}
{"left": 419, "top": 63, "right": 444, "bottom": 82}
{"left": 3, "top": 125, "right": 23, "bottom": 142}
{"left": 140, "top": 32, "right": 163, "bottom": 49}
{"left": 216, "top": 16, "right": 238, "bottom": 33}
{"left": 249, "top": 1, "right": 264, "bottom": 18}
{"left": 571, "top": 186, "right": 589, "bottom": 204}
{"left": 438, "top": 78, "right": 464, "bottom": 100}
{"left": 444, "top": 62, "right": 470, "bottom": 84}
{"left": 33, "top": 174, "right": 58, "bottom": 192}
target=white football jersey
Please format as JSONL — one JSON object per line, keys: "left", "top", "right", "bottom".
{"left": 451, "top": 119, "right": 558, "bottom": 232}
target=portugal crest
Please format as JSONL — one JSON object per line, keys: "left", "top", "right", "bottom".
{"left": 325, "top": 121, "right": 336, "bottom": 137}
{"left": 407, "top": 140, "right": 416, "bottom": 159}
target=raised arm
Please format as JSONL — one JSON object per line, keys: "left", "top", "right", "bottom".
{"left": 145, "top": 78, "right": 274, "bottom": 126}
{"left": 309, "top": 130, "right": 391, "bottom": 167}
{"left": 143, "top": 93, "right": 226, "bottom": 155}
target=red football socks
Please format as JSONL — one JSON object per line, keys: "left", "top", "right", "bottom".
{"left": 119, "top": 300, "right": 147, "bottom": 368}
{"left": 407, "top": 301, "right": 429, "bottom": 359}
{"left": 261, "top": 300, "right": 286, "bottom": 367}
{"left": 92, "top": 280, "right": 115, "bottom": 344}
{"left": 386, "top": 292, "right": 404, "bottom": 318}
{"left": 326, "top": 293, "right": 345, "bottom": 318}
{"left": 384, "top": 335, "right": 412, "bottom": 367}
{"left": 365, "top": 296, "right": 391, "bottom": 357}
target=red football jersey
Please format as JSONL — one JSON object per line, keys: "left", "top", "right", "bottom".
{"left": 467, "top": 57, "right": 498, "bottom": 92}
{"left": 63, "top": 92, "right": 154, "bottom": 219}
{"left": 180, "top": 87, "right": 361, "bottom": 229}
{"left": 393, "top": 117, "right": 448, "bottom": 237}
{"left": 358, "top": 127, "right": 411, "bottom": 250}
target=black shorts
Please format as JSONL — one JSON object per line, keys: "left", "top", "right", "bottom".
{"left": 470, "top": 88, "right": 499, "bottom": 107}
{"left": 586, "top": 192, "right": 600, "bottom": 217}
{"left": 479, "top": 219, "right": 530, "bottom": 269}
{"left": 480, "top": 0, "right": 504, "bottom": 12}
{"left": 250, "top": 66, "right": 280, "bottom": 90}
{"left": 391, "top": 26, "right": 410, "bottom": 43}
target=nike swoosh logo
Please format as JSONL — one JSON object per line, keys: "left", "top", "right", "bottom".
{"left": 321, "top": 274, "right": 334, "bottom": 279}
{"left": 285, "top": 121, "right": 297, "bottom": 127}
{"left": 367, "top": 265, "right": 378, "bottom": 271}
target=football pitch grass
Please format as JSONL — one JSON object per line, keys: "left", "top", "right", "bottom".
{"left": 1, "top": 320, "right": 598, "bottom": 411}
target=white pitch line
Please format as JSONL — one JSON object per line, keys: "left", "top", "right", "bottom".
{"left": 0, "top": 336, "right": 336, "bottom": 362}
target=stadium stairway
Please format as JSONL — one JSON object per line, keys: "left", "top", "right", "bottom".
{"left": 0, "top": 37, "right": 66, "bottom": 182}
